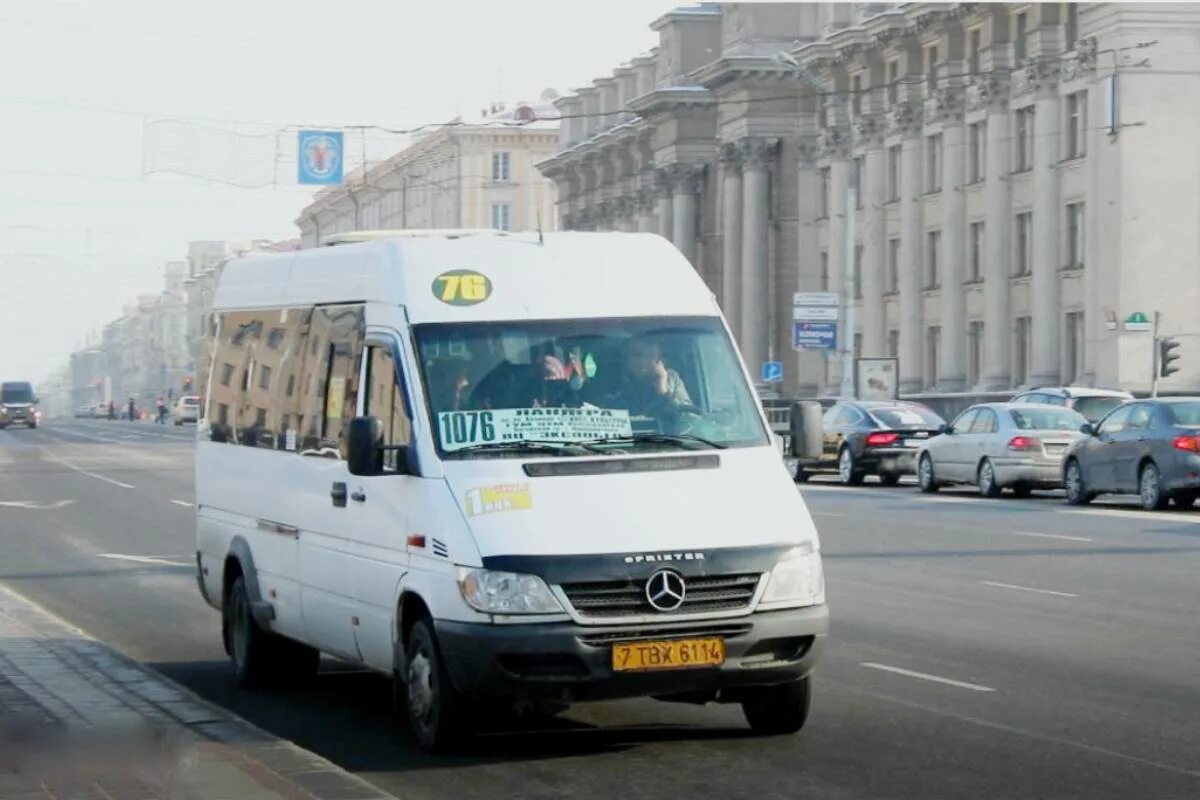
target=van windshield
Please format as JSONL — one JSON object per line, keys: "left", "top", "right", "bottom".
{"left": 1, "top": 383, "right": 34, "bottom": 404}
{"left": 414, "top": 317, "right": 768, "bottom": 456}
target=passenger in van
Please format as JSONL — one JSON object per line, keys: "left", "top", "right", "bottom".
{"left": 588, "top": 336, "right": 692, "bottom": 417}
{"left": 427, "top": 357, "right": 471, "bottom": 411}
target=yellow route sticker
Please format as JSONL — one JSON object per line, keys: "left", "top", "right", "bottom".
{"left": 464, "top": 483, "right": 532, "bottom": 517}
{"left": 432, "top": 270, "right": 492, "bottom": 306}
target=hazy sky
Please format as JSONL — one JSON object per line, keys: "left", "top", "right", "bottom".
{"left": 0, "top": 0, "right": 677, "bottom": 383}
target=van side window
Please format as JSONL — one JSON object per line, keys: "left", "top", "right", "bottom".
{"left": 207, "top": 310, "right": 265, "bottom": 444}
{"left": 295, "top": 304, "right": 365, "bottom": 458}
{"left": 364, "top": 343, "right": 413, "bottom": 472}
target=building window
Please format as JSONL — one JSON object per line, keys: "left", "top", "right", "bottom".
{"left": 1014, "top": 12, "right": 1028, "bottom": 64}
{"left": 1066, "top": 202, "right": 1085, "bottom": 268}
{"left": 926, "top": 230, "right": 941, "bottom": 288}
{"left": 220, "top": 363, "right": 234, "bottom": 387}
{"left": 1065, "top": 3, "right": 1079, "bottom": 50}
{"left": 854, "top": 333, "right": 863, "bottom": 360}
{"left": 820, "top": 251, "right": 830, "bottom": 291}
{"left": 887, "top": 59, "right": 899, "bottom": 104}
{"left": 926, "top": 326, "right": 941, "bottom": 388}
{"left": 926, "top": 134, "right": 942, "bottom": 192}
{"left": 887, "top": 237, "right": 900, "bottom": 292}
{"left": 218, "top": 403, "right": 229, "bottom": 425}
{"left": 969, "top": 28, "right": 982, "bottom": 75}
{"left": 286, "top": 374, "right": 295, "bottom": 397}
{"left": 491, "top": 202, "right": 512, "bottom": 231}
{"left": 1065, "top": 311, "right": 1085, "bottom": 383}
{"left": 1015, "top": 212, "right": 1033, "bottom": 276}
{"left": 1015, "top": 108, "right": 1034, "bottom": 170}
{"left": 258, "top": 365, "right": 271, "bottom": 391}
{"left": 819, "top": 167, "right": 831, "bottom": 217}
{"left": 926, "top": 44, "right": 938, "bottom": 92}
{"left": 852, "top": 74, "right": 863, "bottom": 116}
{"left": 969, "top": 221, "right": 985, "bottom": 281}
{"left": 1015, "top": 316, "right": 1032, "bottom": 385}
{"left": 969, "top": 121, "right": 986, "bottom": 182}
{"left": 887, "top": 144, "right": 901, "bottom": 201}
{"left": 968, "top": 321, "right": 984, "bottom": 387}
{"left": 854, "top": 245, "right": 864, "bottom": 299}
{"left": 1067, "top": 91, "right": 1088, "bottom": 158}
{"left": 854, "top": 156, "right": 864, "bottom": 209}
{"left": 491, "top": 151, "right": 511, "bottom": 181}
{"left": 887, "top": 329, "right": 900, "bottom": 358}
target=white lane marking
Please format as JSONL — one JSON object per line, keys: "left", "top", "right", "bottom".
{"left": 813, "top": 511, "right": 846, "bottom": 517}
{"left": 170, "top": 499, "right": 194, "bottom": 508}
{"left": 982, "top": 581, "right": 1078, "bottom": 598}
{"left": 0, "top": 500, "right": 76, "bottom": 509}
{"left": 1068, "top": 506, "right": 1200, "bottom": 525}
{"left": 1010, "top": 530, "right": 1093, "bottom": 543}
{"left": 860, "top": 662, "right": 996, "bottom": 693}
{"left": 97, "top": 553, "right": 191, "bottom": 567}
{"left": 37, "top": 448, "right": 134, "bottom": 489}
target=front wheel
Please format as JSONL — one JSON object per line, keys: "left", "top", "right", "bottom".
{"left": 1064, "top": 459, "right": 1092, "bottom": 506}
{"left": 405, "top": 619, "right": 467, "bottom": 753}
{"left": 1139, "top": 462, "right": 1169, "bottom": 511}
{"left": 226, "top": 576, "right": 273, "bottom": 687}
{"left": 743, "top": 676, "right": 812, "bottom": 735}
{"left": 918, "top": 454, "right": 939, "bottom": 494}
{"left": 977, "top": 459, "right": 1002, "bottom": 498}
{"left": 838, "top": 447, "right": 864, "bottom": 486}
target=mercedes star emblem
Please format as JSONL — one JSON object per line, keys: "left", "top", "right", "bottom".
{"left": 645, "top": 569, "right": 686, "bottom": 612}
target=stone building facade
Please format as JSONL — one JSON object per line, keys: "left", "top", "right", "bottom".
{"left": 539, "top": 3, "right": 1200, "bottom": 397}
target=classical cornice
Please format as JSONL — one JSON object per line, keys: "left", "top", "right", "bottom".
{"left": 628, "top": 86, "right": 716, "bottom": 118}
{"left": 1011, "top": 58, "right": 1061, "bottom": 99}
{"left": 691, "top": 56, "right": 792, "bottom": 91}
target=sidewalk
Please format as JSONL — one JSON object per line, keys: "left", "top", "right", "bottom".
{"left": 0, "top": 584, "right": 396, "bottom": 800}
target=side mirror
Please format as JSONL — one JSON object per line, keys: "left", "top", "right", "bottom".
{"left": 938, "top": 423, "right": 951, "bottom": 435}
{"left": 1080, "top": 422, "right": 1094, "bottom": 436}
{"left": 347, "top": 416, "right": 384, "bottom": 476}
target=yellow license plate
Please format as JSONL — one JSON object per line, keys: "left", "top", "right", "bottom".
{"left": 611, "top": 638, "right": 725, "bottom": 672}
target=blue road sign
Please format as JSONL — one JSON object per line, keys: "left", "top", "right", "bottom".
{"left": 793, "top": 321, "right": 837, "bottom": 350}
{"left": 298, "top": 130, "right": 344, "bottom": 185}
{"left": 761, "top": 361, "right": 784, "bottom": 383}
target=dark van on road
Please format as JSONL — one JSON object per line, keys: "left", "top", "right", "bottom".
{"left": 0, "top": 381, "right": 39, "bottom": 429}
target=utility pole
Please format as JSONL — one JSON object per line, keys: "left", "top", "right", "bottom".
{"left": 776, "top": 51, "right": 857, "bottom": 398}
{"left": 1152, "top": 310, "right": 1161, "bottom": 398}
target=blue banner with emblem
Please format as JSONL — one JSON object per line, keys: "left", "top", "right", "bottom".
{"left": 297, "top": 130, "right": 344, "bottom": 185}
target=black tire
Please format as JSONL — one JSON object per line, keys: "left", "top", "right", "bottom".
{"left": 794, "top": 462, "right": 811, "bottom": 483}
{"left": 1173, "top": 491, "right": 1197, "bottom": 510}
{"left": 1011, "top": 483, "right": 1033, "bottom": 499}
{"left": 977, "top": 459, "right": 1002, "bottom": 498}
{"left": 225, "top": 575, "right": 274, "bottom": 687}
{"left": 1063, "top": 459, "right": 1092, "bottom": 506}
{"left": 743, "top": 676, "right": 812, "bottom": 735}
{"left": 878, "top": 472, "right": 902, "bottom": 487}
{"left": 1139, "top": 462, "right": 1169, "bottom": 511}
{"left": 838, "top": 446, "right": 865, "bottom": 486}
{"left": 917, "top": 454, "right": 939, "bottom": 494}
{"left": 405, "top": 618, "right": 467, "bottom": 753}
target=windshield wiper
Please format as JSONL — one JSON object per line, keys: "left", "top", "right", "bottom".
{"left": 447, "top": 439, "right": 608, "bottom": 457}
{"left": 599, "top": 432, "right": 726, "bottom": 450}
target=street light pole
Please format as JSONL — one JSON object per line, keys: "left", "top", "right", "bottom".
{"left": 776, "top": 51, "right": 857, "bottom": 398}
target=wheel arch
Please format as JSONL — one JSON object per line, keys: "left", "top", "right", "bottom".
{"left": 222, "top": 536, "right": 271, "bottom": 629}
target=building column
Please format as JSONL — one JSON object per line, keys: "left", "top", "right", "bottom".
{"left": 740, "top": 138, "right": 775, "bottom": 372}
{"left": 636, "top": 189, "right": 658, "bottom": 233}
{"left": 618, "top": 197, "right": 638, "bottom": 232}
{"left": 824, "top": 150, "right": 849, "bottom": 397}
{"left": 656, "top": 168, "right": 675, "bottom": 243}
{"left": 938, "top": 96, "right": 968, "bottom": 391}
{"left": 672, "top": 164, "right": 702, "bottom": 267}
{"left": 794, "top": 137, "right": 823, "bottom": 397}
{"left": 861, "top": 123, "right": 887, "bottom": 358}
{"left": 980, "top": 86, "right": 1012, "bottom": 390}
{"left": 720, "top": 143, "right": 744, "bottom": 343}
{"left": 898, "top": 120, "right": 924, "bottom": 395}
{"left": 1081, "top": 74, "right": 1102, "bottom": 387}
{"left": 1030, "top": 74, "right": 1062, "bottom": 386}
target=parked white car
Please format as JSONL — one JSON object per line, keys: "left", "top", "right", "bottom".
{"left": 174, "top": 395, "right": 200, "bottom": 425}
{"left": 917, "top": 402, "right": 1088, "bottom": 497}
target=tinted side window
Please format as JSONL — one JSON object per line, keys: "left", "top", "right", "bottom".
{"left": 970, "top": 409, "right": 998, "bottom": 434}
{"left": 835, "top": 406, "right": 863, "bottom": 426}
{"left": 951, "top": 408, "right": 979, "bottom": 434}
{"left": 296, "top": 305, "right": 365, "bottom": 458}
{"left": 364, "top": 343, "right": 413, "bottom": 472}
{"left": 1097, "top": 405, "right": 1133, "bottom": 434}
{"left": 1127, "top": 403, "right": 1154, "bottom": 431}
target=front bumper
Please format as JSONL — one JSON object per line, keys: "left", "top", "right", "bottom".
{"left": 435, "top": 604, "right": 829, "bottom": 704}
{"left": 994, "top": 458, "right": 1063, "bottom": 488}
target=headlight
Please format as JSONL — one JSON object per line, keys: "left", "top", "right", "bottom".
{"left": 759, "top": 542, "right": 825, "bottom": 608}
{"left": 457, "top": 568, "right": 564, "bottom": 615}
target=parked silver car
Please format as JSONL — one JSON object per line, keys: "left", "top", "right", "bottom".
{"left": 1063, "top": 397, "right": 1200, "bottom": 510}
{"left": 917, "top": 403, "right": 1088, "bottom": 497}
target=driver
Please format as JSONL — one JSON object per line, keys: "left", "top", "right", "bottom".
{"left": 605, "top": 336, "right": 692, "bottom": 417}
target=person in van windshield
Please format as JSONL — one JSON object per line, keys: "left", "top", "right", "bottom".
{"left": 589, "top": 336, "right": 691, "bottom": 417}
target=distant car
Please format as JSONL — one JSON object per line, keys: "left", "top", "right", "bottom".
{"left": 1009, "top": 386, "right": 1133, "bottom": 424}
{"left": 0, "top": 381, "right": 39, "bottom": 429}
{"left": 917, "top": 403, "right": 1088, "bottom": 497}
{"left": 75, "top": 405, "right": 92, "bottom": 419}
{"left": 174, "top": 395, "right": 200, "bottom": 425}
{"left": 797, "top": 400, "right": 946, "bottom": 485}
{"left": 1063, "top": 397, "right": 1200, "bottom": 510}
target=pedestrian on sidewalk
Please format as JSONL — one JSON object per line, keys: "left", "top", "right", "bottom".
{"left": 156, "top": 396, "right": 168, "bottom": 425}
{"left": 127, "top": 397, "right": 136, "bottom": 422}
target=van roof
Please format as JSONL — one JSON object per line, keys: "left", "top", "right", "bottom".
{"left": 212, "top": 231, "right": 720, "bottom": 324}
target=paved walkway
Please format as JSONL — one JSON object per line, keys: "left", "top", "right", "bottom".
{"left": 0, "top": 584, "right": 396, "bottom": 800}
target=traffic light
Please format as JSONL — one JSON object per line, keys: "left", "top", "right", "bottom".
{"left": 1159, "top": 337, "right": 1181, "bottom": 378}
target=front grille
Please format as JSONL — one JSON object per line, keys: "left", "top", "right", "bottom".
{"left": 560, "top": 573, "right": 762, "bottom": 619}
{"left": 578, "top": 622, "right": 753, "bottom": 647}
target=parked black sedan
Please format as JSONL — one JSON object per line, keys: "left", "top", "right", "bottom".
{"left": 796, "top": 400, "right": 946, "bottom": 485}
{"left": 1063, "top": 397, "right": 1200, "bottom": 510}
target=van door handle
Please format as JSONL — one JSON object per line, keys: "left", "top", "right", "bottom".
{"left": 256, "top": 519, "right": 299, "bottom": 538}
{"left": 331, "top": 482, "right": 348, "bottom": 508}
{"left": 351, "top": 490, "right": 366, "bottom": 503}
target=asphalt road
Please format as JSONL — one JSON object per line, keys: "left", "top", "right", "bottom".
{"left": 2, "top": 418, "right": 1199, "bottom": 799}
